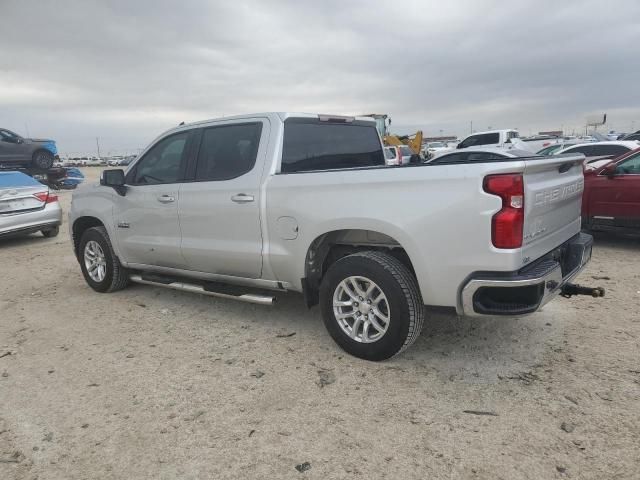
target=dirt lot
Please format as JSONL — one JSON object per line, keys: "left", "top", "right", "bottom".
{"left": 1, "top": 168, "right": 639, "bottom": 480}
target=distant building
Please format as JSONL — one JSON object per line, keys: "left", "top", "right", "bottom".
{"left": 538, "top": 130, "right": 563, "bottom": 137}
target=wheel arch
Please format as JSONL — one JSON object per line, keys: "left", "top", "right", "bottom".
{"left": 72, "top": 216, "right": 105, "bottom": 258}
{"left": 31, "top": 148, "right": 54, "bottom": 159}
{"left": 302, "top": 228, "right": 421, "bottom": 307}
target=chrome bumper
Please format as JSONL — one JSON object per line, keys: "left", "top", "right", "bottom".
{"left": 460, "top": 233, "right": 593, "bottom": 317}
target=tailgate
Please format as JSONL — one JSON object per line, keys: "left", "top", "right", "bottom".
{"left": 521, "top": 153, "right": 585, "bottom": 266}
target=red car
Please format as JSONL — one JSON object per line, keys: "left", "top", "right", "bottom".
{"left": 582, "top": 147, "right": 640, "bottom": 232}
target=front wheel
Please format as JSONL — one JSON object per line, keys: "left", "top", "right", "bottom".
{"left": 319, "top": 251, "right": 425, "bottom": 361}
{"left": 79, "top": 226, "right": 130, "bottom": 293}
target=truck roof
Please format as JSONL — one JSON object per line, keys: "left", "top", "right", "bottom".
{"left": 179, "top": 112, "right": 377, "bottom": 129}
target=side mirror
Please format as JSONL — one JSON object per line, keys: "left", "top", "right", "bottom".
{"left": 602, "top": 163, "right": 617, "bottom": 177}
{"left": 101, "top": 169, "right": 126, "bottom": 195}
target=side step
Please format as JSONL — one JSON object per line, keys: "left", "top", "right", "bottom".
{"left": 129, "top": 274, "right": 277, "bottom": 305}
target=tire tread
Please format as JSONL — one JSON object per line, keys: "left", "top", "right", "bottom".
{"left": 349, "top": 251, "right": 424, "bottom": 355}
{"left": 85, "top": 226, "right": 130, "bottom": 292}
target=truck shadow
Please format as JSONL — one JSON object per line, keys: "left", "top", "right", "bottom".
{"left": 266, "top": 292, "right": 563, "bottom": 383}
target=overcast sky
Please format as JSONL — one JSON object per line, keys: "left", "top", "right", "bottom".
{"left": 1, "top": 0, "right": 639, "bottom": 155}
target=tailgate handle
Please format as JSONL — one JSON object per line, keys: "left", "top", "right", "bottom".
{"left": 558, "top": 162, "right": 573, "bottom": 173}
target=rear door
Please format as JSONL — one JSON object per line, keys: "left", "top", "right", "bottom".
{"left": 520, "top": 155, "right": 586, "bottom": 265}
{"left": 111, "top": 130, "right": 193, "bottom": 268}
{"left": 178, "top": 119, "right": 268, "bottom": 278}
{"left": 588, "top": 151, "right": 640, "bottom": 227}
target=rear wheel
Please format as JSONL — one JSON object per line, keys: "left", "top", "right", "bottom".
{"left": 319, "top": 251, "right": 425, "bottom": 361}
{"left": 32, "top": 150, "right": 54, "bottom": 170}
{"left": 41, "top": 226, "right": 59, "bottom": 238}
{"left": 79, "top": 226, "right": 130, "bottom": 293}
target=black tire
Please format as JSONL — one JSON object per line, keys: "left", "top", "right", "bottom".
{"left": 78, "top": 226, "right": 130, "bottom": 293}
{"left": 319, "top": 251, "right": 425, "bottom": 361}
{"left": 32, "top": 150, "right": 54, "bottom": 170}
{"left": 41, "top": 226, "right": 59, "bottom": 238}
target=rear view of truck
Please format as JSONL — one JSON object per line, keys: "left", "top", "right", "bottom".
{"left": 459, "top": 154, "right": 602, "bottom": 316}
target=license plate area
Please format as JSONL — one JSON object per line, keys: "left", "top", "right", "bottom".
{"left": 0, "top": 198, "right": 41, "bottom": 214}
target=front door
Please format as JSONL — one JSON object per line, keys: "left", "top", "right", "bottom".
{"left": 588, "top": 151, "right": 640, "bottom": 227}
{"left": 0, "top": 130, "right": 28, "bottom": 162}
{"left": 178, "top": 120, "right": 267, "bottom": 278}
{"left": 112, "top": 130, "right": 193, "bottom": 268}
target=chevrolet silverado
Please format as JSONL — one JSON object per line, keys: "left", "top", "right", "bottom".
{"left": 69, "top": 113, "right": 600, "bottom": 360}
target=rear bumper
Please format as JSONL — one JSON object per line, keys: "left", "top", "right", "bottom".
{"left": 0, "top": 202, "right": 62, "bottom": 237}
{"left": 459, "top": 232, "right": 593, "bottom": 317}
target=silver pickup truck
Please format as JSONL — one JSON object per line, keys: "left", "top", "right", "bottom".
{"left": 69, "top": 113, "right": 600, "bottom": 360}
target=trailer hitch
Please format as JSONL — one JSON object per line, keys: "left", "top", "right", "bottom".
{"left": 560, "top": 283, "right": 605, "bottom": 299}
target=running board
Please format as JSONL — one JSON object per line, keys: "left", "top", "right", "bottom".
{"left": 129, "top": 274, "right": 276, "bottom": 305}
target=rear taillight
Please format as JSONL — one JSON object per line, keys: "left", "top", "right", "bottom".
{"left": 483, "top": 173, "right": 524, "bottom": 249}
{"left": 33, "top": 192, "right": 58, "bottom": 204}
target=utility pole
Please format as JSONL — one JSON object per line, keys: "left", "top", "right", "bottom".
{"left": 96, "top": 137, "right": 101, "bottom": 159}
{"left": 470, "top": 121, "right": 473, "bottom": 134}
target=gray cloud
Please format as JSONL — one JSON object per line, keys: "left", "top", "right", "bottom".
{"left": 1, "top": 0, "right": 639, "bottom": 155}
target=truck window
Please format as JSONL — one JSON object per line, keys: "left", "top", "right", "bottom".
{"left": 458, "top": 132, "right": 500, "bottom": 148}
{"left": 130, "top": 131, "right": 190, "bottom": 185}
{"left": 589, "top": 145, "right": 630, "bottom": 157}
{"left": 563, "top": 146, "right": 593, "bottom": 156}
{"left": 281, "top": 120, "right": 384, "bottom": 173}
{"left": 194, "top": 123, "right": 262, "bottom": 181}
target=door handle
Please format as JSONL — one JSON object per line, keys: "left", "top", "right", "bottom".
{"left": 157, "top": 194, "right": 175, "bottom": 203}
{"left": 231, "top": 193, "right": 254, "bottom": 203}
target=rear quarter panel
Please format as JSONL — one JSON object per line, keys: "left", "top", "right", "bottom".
{"left": 264, "top": 161, "right": 534, "bottom": 307}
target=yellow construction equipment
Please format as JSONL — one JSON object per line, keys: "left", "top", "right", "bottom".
{"left": 361, "top": 114, "right": 423, "bottom": 155}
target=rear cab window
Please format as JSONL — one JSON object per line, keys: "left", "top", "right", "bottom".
{"left": 281, "top": 118, "right": 385, "bottom": 173}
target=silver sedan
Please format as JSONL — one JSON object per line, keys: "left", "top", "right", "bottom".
{"left": 0, "top": 171, "right": 62, "bottom": 238}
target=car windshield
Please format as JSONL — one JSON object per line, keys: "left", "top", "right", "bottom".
{"left": 537, "top": 144, "right": 565, "bottom": 155}
{"left": 429, "top": 142, "right": 445, "bottom": 148}
{"left": 384, "top": 148, "right": 396, "bottom": 159}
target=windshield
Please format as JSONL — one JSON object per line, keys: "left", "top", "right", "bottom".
{"left": 429, "top": 142, "right": 445, "bottom": 148}
{"left": 399, "top": 146, "right": 413, "bottom": 156}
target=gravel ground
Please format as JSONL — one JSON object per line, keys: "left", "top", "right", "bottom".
{"left": 1, "top": 168, "right": 639, "bottom": 479}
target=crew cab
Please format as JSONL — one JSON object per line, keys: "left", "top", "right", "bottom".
{"left": 582, "top": 147, "right": 640, "bottom": 232}
{"left": 69, "top": 113, "right": 598, "bottom": 360}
